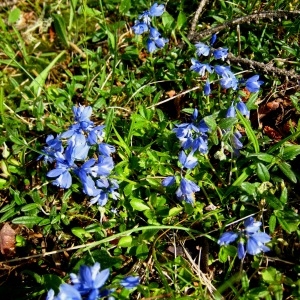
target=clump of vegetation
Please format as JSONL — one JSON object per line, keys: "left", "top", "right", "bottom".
{"left": 0, "top": 0, "right": 300, "bottom": 299}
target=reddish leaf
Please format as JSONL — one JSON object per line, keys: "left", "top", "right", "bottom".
{"left": 0, "top": 223, "right": 16, "bottom": 255}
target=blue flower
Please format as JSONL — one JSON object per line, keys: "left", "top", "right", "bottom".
{"left": 120, "top": 276, "right": 140, "bottom": 289}
{"left": 214, "top": 65, "right": 231, "bottom": 76}
{"left": 47, "top": 148, "right": 76, "bottom": 189}
{"left": 204, "top": 79, "right": 211, "bottom": 96}
{"left": 176, "top": 177, "right": 200, "bottom": 204}
{"left": 218, "top": 217, "right": 271, "bottom": 259}
{"left": 231, "top": 131, "right": 243, "bottom": 150}
{"left": 87, "top": 125, "right": 105, "bottom": 145}
{"left": 178, "top": 150, "right": 198, "bottom": 169}
{"left": 226, "top": 104, "right": 236, "bottom": 118}
{"left": 93, "top": 156, "right": 114, "bottom": 177}
{"left": 70, "top": 262, "right": 110, "bottom": 299}
{"left": 195, "top": 42, "right": 210, "bottom": 57}
{"left": 213, "top": 48, "right": 228, "bottom": 60}
{"left": 90, "top": 178, "right": 119, "bottom": 206}
{"left": 218, "top": 232, "right": 238, "bottom": 245}
{"left": 46, "top": 284, "right": 82, "bottom": 300}
{"left": 67, "top": 136, "right": 90, "bottom": 161}
{"left": 236, "top": 101, "right": 250, "bottom": 118}
{"left": 98, "top": 143, "right": 116, "bottom": 156}
{"left": 72, "top": 105, "right": 93, "bottom": 123}
{"left": 132, "top": 21, "right": 149, "bottom": 35}
{"left": 38, "top": 134, "right": 63, "bottom": 163}
{"left": 245, "top": 75, "right": 264, "bottom": 93}
{"left": 237, "top": 241, "right": 246, "bottom": 259}
{"left": 190, "top": 59, "right": 213, "bottom": 76}
{"left": 210, "top": 33, "right": 217, "bottom": 46}
{"left": 246, "top": 232, "right": 271, "bottom": 255}
{"left": 219, "top": 70, "right": 238, "bottom": 90}
{"left": 162, "top": 176, "right": 176, "bottom": 187}
{"left": 149, "top": 3, "right": 165, "bottom": 16}
{"left": 192, "top": 135, "right": 208, "bottom": 154}
{"left": 146, "top": 27, "right": 168, "bottom": 53}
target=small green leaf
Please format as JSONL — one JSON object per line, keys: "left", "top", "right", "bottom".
{"left": 248, "top": 153, "right": 274, "bottom": 163}
{"left": 119, "top": 0, "right": 131, "bottom": 14}
{"left": 277, "top": 216, "right": 292, "bottom": 233}
{"left": 136, "top": 243, "right": 149, "bottom": 259}
{"left": 130, "top": 198, "right": 150, "bottom": 211}
{"left": 262, "top": 267, "right": 278, "bottom": 284}
{"left": 168, "top": 207, "right": 183, "bottom": 217}
{"left": 8, "top": 8, "right": 21, "bottom": 24}
{"left": 240, "top": 182, "right": 257, "bottom": 195}
{"left": 72, "top": 227, "right": 92, "bottom": 240}
{"left": 256, "top": 162, "right": 270, "bottom": 182}
{"left": 266, "top": 194, "right": 283, "bottom": 210}
{"left": 118, "top": 236, "right": 133, "bottom": 248}
{"left": 21, "top": 203, "right": 39, "bottom": 212}
{"left": 177, "top": 11, "right": 187, "bottom": 30}
{"left": 12, "top": 216, "right": 44, "bottom": 227}
{"left": 162, "top": 12, "right": 175, "bottom": 30}
{"left": 281, "top": 145, "right": 300, "bottom": 160}
{"left": 241, "top": 270, "right": 249, "bottom": 291}
{"left": 269, "top": 215, "right": 276, "bottom": 233}
{"left": 218, "top": 117, "right": 237, "bottom": 130}
{"left": 204, "top": 115, "right": 217, "bottom": 130}
{"left": 277, "top": 161, "right": 297, "bottom": 183}
{"left": 237, "top": 111, "right": 259, "bottom": 153}
{"left": 279, "top": 186, "right": 288, "bottom": 204}
{"left": 52, "top": 14, "right": 69, "bottom": 47}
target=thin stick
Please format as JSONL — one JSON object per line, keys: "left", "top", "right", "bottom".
{"left": 190, "top": 10, "right": 300, "bottom": 42}
{"left": 188, "top": 0, "right": 211, "bottom": 40}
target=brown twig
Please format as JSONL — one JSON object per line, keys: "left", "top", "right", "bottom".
{"left": 226, "top": 52, "right": 300, "bottom": 80}
{"left": 188, "top": 0, "right": 211, "bottom": 40}
{"left": 190, "top": 10, "right": 300, "bottom": 42}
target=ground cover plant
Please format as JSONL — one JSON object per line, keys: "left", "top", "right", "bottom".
{"left": 0, "top": 0, "right": 300, "bottom": 299}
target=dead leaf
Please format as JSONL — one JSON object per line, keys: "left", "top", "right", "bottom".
{"left": 0, "top": 223, "right": 16, "bottom": 255}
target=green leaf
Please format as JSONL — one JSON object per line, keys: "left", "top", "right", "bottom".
{"left": 241, "top": 270, "right": 249, "bottom": 291}
{"left": 248, "top": 153, "right": 274, "bottom": 163}
{"left": 135, "top": 243, "right": 149, "bottom": 259}
{"left": 218, "top": 117, "right": 237, "bottom": 130}
{"left": 8, "top": 8, "right": 21, "bottom": 24}
{"left": 21, "top": 203, "right": 39, "bottom": 212}
{"left": 279, "top": 186, "right": 288, "bottom": 204}
{"left": 130, "top": 198, "right": 150, "bottom": 211}
{"left": 281, "top": 145, "right": 300, "bottom": 160}
{"left": 119, "top": 0, "right": 131, "bottom": 14}
{"left": 269, "top": 215, "right": 276, "bottom": 233}
{"left": 12, "top": 216, "right": 44, "bottom": 227}
{"left": 168, "top": 207, "right": 183, "bottom": 217}
{"left": 29, "top": 51, "right": 66, "bottom": 96}
{"left": 240, "top": 182, "right": 257, "bottom": 195}
{"left": 52, "top": 14, "right": 69, "bottom": 47}
{"left": 118, "top": 236, "right": 133, "bottom": 248}
{"left": 72, "top": 227, "right": 92, "bottom": 240}
{"left": 204, "top": 115, "right": 217, "bottom": 130}
{"left": 266, "top": 194, "right": 283, "bottom": 210}
{"left": 177, "top": 11, "right": 187, "bottom": 30}
{"left": 277, "top": 216, "right": 292, "bottom": 233}
{"left": 162, "top": 12, "right": 175, "bottom": 30}
{"left": 256, "top": 162, "right": 270, "bottom": 182}
{"left": 218, "top": 245, "right": 236, "bottom": 263}
{"left": 277, "top": 161, "right": 297, "bottom": 183}
{"left": 237, "top": 110, "right": 259, "bottom": 153}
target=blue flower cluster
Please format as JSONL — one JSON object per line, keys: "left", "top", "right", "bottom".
{"left": 46, "top": 262, "right": 139, "bottom": 300}
{"left": 190, "top": 34, "right": 264, "bottom": 94}
{"left": 162, "top": 109, "right": 208, "bottom": 204}
{"left": 39, "top": 105, "right": 118, "bottom": 206}
{"left": 218, "top": 217, "right": 271, "bottom": 259}
{"left": 132, "top": 3, "right": 168, "bottom": 53}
